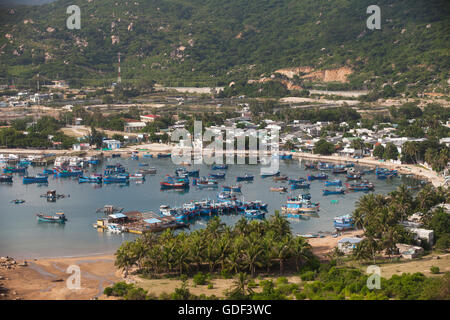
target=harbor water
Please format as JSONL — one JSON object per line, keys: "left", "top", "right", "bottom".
{"left": 0, "top": 157, "right": 420, "bottom": 259}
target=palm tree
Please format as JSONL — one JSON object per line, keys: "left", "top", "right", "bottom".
{"left": 269, "top": 211, "right": 291, "bottom": 240}
{"left": 272, "top": 236, "right": 292, "bottom": 275}
{"left": 291, "top": 236, "right": 312, "bottom": 271}
{"left": 230, "top": 272, "right": 254, "bottom": 298}
{"left": 115, "top": 242, "right": 138, "bottom": 277}
{"left": 189, "top": 231, "right": 206, "bottom": 271}
{"left": 242, "top": 237, "right": 265, "bottom": 277}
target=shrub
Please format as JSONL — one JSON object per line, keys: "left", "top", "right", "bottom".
{"left": 295, "top": 292, "right": 307, "bottom": 300}
{"left": 276, "top": 277, "right": 289, "bottom": 285}
{"left": 300, "top": 271, "right": 316, "bottom": 281}
{"left": 207, "top": 283, "right": 214, "bottom": 290}
{"left": 193, "top": 272, "right": 208, "bottom": 285}
{"left": 221, "top": 269, "right": 232, "bottom": 279}
{"left": 430, "top": 266, "right": 440, "bottom": 274}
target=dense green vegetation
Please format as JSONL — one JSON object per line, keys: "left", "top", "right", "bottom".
{"left": 0, "top": 116, "right": 77, "bottom": 149}
{"left": 0, "top": 0, "right": 448, "bottom": 93}
{"left": 114, "top": 213, "right": 317, "bottom": 279}
{"left": 352, "top": 185, "right": 450, "bottom": 262}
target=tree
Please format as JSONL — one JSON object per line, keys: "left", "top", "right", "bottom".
{"left": 313, "top": 139, "right": 335, "bottom": 155}
{"left": 383, "top": 143, "right": 398, "bottom": 160}
{"left": 373, "top": 144, "right": 385, "bottom": 159}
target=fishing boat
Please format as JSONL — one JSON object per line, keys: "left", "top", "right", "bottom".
{"left": 160, "top": 175, "right": 189, "bottom": 189}
{"left": 325, "top": 179, "right": 342, "bottom": 187}
{"left": 261, "top": 171, "right": 280, "bottom": 178}
{"left": 270, "top": 186, "right": 288, "bottom": 193}
{"left": 236, "top": 174, "right": 254, "bottom": 182}
{"left": 332, "top": 167, "right": 347, "bottom": 174}
{"left": 157, "top": 153, "right": 172, "bottom": 158}
{"left": 318, "top": 163, "right": 334, "bottom": 171}
{"left": 333, "top": 214, "right": 354, "bottom": 230}
{"left": 139, "top": 167, "right": 157, "bottom": 175}
{"left": 11, "top": 199, "right": 25, "bottom": 204}
{"left": 218, "top": 192, "right": 237, "bottom": 201}
{"left": 160, "top": 205, "right": 178, "bottom": 216}
{"left": 244, "top": 209, "right": 265, "bottom": 219}
{"left": 322, "top": 187, "right": 346, "bottom": 195}
{"left": 346, "top": 173, "right": 361, "bottom": 180}
{"left": 279, "top": 154, "right": 293, "bottom": 160}
{"left": 55, "top": 168, "right": 83, "bottom": 178}
{"left": 290, "top": 182, "right": 310, "bottom": 190}
{"left": 273, "top": 175, "right": 288, "bottom": 181}
{"left": 143, "top": 153, "right": 153, "bottom": 158}
{"left": 130, "top": 173, "right": 145, "bottom": 181}
{"left": 193, "top": 177, "right": 218, "bottom": 188}
{"left": 289, "top": 177, "right": 306, "bottom": 184}
{"left": 344, "top": 163, "right": 355, "bottom": 168}
{"left": 86, "top": 156, "right": 100, "bottom": 165}
{"left": 187, "top": 169, "right": 200, "bottom": 177}
{"left": 138, "top": 163, "right": 149, "bottom": 167}
{"left": 304, "top": 163, "right": 317, "bottom": 170}
{"left": 0, "top": 174, "right": 13, "bottom": 183}
{"left": 377, "top": 173, "right": 395, "bottom": 180}
{"left": 346, "top": 182, "right": 374, "bottom": 192}
{"left": 79, "top": 174, "right": 102, "bottom": 183}
{"left": 209, "top": 172, "right": 226, "bottom": 179}
{"left": 281, "top": 201, "right": 320, "bottom": 215}
{"left": 175, "top": 167, "right": 188, "bottom": 176}
{"left": 36, "top": 212, "right": 67, "bottom": 224}
{"left": 23, "top": 174, "right": 48, "bottom": 184}
{"left": 43, "top": 169, "right": 54, "bottom": 175}
{"left": 104, "top": 164, "right": 126, "bottom": 175}
{"left": 222, "top": 185, "right": 242, "bottom": 193}
{"left": 131, "top": 154, "right": 139, "bottom": 160}
{"left": 111, "top": 153, "right": 121, "bottom": 158}
{"left": 307, "top": 173, "right": 328, "bottom": 181}
{"left": 104, "top": 173, "right": 130, "bottom": 184}
{"left": 3, "top": 166, "right": 26, "bottom": 173}
{"left": 212, "top": 164, "right": 228, "bottom": 170}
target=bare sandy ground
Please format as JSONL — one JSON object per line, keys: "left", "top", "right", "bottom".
{"left": 0, "top": 254, "right": 120, "bottom": 300}
{"left": 307, "top": 230, "right": 364, "bottom": 260}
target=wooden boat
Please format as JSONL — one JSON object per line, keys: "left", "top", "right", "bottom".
{"left": 0, "top": 174, "right": 13, "bottom": 183}
{"left": 290, "top": 182, "right": 310, "bottom": 190}
{"left": 270, "top": 186, "right": 288, "bottom": 193}
{"left": 346, "top": 182, "right": 374, "bottom": 192}
{"left": 332, "top": 168, "right": 347, "bottom": 174}
{"left": 236, "top": 174, "right": 254, "bottom": 182}
{"left": 244, "top": 209, "right": 265, "bottom": 219}
{"left": 322, "top": 187, "right": 345, "bottom": 195}
{"left": 212, "top": 164, "right": 228, "bottom": 170}
{"left": 157, "top": 153, "right": 171, "bottom": 158}
{"left": 160, "top": 175, "right": 189, "bottom": 189}
{"left": 23, "top": 174, "right": 48, "bottom": 184}
{"left": 333, "top": 214, "right": 354, "bottom": 230}
{"left": 279, "top": 154, "right": 293, "bottom": 160}
{"left": 36, "top": 212, "right": 67, "bottom": 224}
{"left": 273, "top": 175, "right": 288, "bottom": 181}
{"left": 209, "top": 172, "right": 226, "bottom": 179}
{"left": 307, "top": 173, "right": 328, "bottom": 181}
{"left": 139, "top": 167, "right": 157, "bottom": 174}
{"left": 3, "top": 166, "right": 26, "bottom": 173}
{"left": 324, "top": 179, "right": 342, "bottom": 187}
{"left": 193, "top": 177, "right": 218, "bottom": 188}
{"left": 79, "top": 174, "right": 102, "bottom": 183}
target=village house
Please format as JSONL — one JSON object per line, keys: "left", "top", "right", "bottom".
{"left": 337, "top": 237, "right": 363, "bottom": 254}
{"left": 124, "top": 119, "right": 147, "bottom": 133}
{"left": 140, "top": 114, "right": 161, "bottom": 123}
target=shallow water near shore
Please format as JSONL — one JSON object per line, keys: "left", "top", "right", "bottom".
{"left": 0, "top": 157, "right": 420, "bottom": 259}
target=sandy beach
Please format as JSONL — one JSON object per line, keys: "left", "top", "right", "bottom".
{"left": 0, "top": 229, "right": 361, "bottom": 300}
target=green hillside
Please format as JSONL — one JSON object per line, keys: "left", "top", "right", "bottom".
{"left": 0, "top": 0, "right": 448, "bottom": 92}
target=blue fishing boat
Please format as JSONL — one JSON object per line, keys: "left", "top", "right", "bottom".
{"left": 212, "top": 164, "right": 228, "bottom": 170}
{"left": 131, "top": 154, "right": 139, "bottom": 160}
{"left": 290, "top": 182, "right": 310, "bottom": 190}
{"left": 304, "top": 163, "right": 317, "bottom": 170}
{"left": 244, "top": 209, "right": 265, "bottom": 219}
{"left": 188, "top": 169, "right": 200, "bottom": 177}
{"left": 0, "top": 174, "right": 13, "bottom": 183}
{"left": 289, "top": 177, "right": 306, "bottom": 184}
{"left": 345, "top": 163, "right": 355, "bottom": 168}
{"left": 36, "top": 212, "right": 67, "bottom": 224}
{"left": 139, "top": 163, "right": 149, "bottom": 167}
{"left": 104, "top": 173, "right": 129, "bottom": 184}
{"left": 346, "top": 173, "right": 361, "bottom": 180}
{"left": 325, "top": 179, "right": 342, "bottom": 187}
{"left": 79, "top": 174, "right": 102, "bottom": 184}
{"left": 143, "top": 154, "right": 153, "bottom": 158}
{"left": 3, "top": 166, "right": 26, "bottom": 173}
{"left": 23, "top": 174, "right": 48, "bottom": 184}
{"left": 322, "top": 187, "right": 345, "bottom": 195}
{"left": 157, "top": 153, "right": 171, "bottom": 159}
{"left": 222, "top": 185, "right": 242, "bottom": 193}
{"left": 237, "top": 174, "right": 254, "bottom": 182}
{"left": 209, "top": 172, "right": 226, "bottom": 179}
{"left": 279, "top": 154, "right": 293, "bottom": 160}
{"left": 346, "top": 182, "right": 374, "bottom": 192}
{"left": 318, "top": 163, "right": 334, "bottom": 171}
{"left": 307, "top": 173, "right": 328, "bottom": 181}
{"left": 11, "top": 199, "right": 25, "bottom": 204}
{"left": 43, "top": 169, "right": 54, "bottom": 175}
{"left": 160, "top": 175, "right": 189, "bottom": 189}
{"left": 333, "top": 214, "right": 354, "bottom": 230}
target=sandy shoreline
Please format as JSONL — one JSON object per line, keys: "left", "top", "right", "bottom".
{"left": 0, "top": 229, "right": 359, "bottom": 300}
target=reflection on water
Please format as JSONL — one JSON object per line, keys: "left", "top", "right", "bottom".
{"left": 0, "top": 157, "right": 421, "bottom": 258}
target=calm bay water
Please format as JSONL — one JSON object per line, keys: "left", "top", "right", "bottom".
{"left": 0, "top": 157, "right": 420, "bottom": 259}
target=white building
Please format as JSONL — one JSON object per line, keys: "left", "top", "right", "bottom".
{"left": 103, "top": 139, "right": 121, "bottom": 150}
